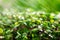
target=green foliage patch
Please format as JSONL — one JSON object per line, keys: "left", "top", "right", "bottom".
{"left": 0, "top": 11, "right": 60, "bottom": 40}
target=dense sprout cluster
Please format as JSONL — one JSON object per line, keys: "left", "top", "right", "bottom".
{"left": 0, "top": 11, "right": 60, "bottom": 40}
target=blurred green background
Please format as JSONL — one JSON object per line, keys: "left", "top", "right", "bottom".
{"left": 0, "top": 0, "right": 60, "bottom": 12}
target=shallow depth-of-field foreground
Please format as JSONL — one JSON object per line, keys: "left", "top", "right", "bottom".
{"left": 0, "top": 9, "right": 60, "bottom": 40}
